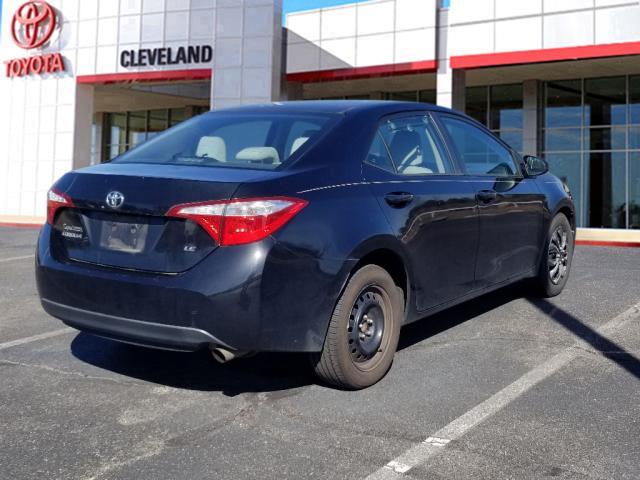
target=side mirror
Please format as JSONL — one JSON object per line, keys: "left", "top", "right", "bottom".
{"left": 523, "top": 155, "right": 549, "bottom": 177}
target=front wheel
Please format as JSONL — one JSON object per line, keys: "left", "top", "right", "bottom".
{"left": 311, "top": 265, "right": 404, "bottom": 390}
{"left": 534, "top": 213, "right": 574, "bottom": 297}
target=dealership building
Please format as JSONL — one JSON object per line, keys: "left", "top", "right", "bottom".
{"left": 1, "top": 0, "right": 640, "bottom": 234}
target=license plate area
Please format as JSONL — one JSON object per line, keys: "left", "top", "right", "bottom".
{"left": 53, "top": 208, "right": 217, "bottom": 273}
{"left": 100, "top": 221, "right": 149, "bottom": 254}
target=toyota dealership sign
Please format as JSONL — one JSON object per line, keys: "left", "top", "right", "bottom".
{"left": 4, "top": 1, "right": 66, "bottom": 77}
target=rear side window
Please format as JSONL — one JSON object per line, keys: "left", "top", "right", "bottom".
{"left": 440, "top": 116, "right": 519, "bottom": 176}
{"left": 365, "top": 132, "right": 395, "bottom": 172}
{"left": 379, "top": 115, "right": 453, "bottom": 175}
{"left": 114, "top": 113, "right": 337, "bottom": 170}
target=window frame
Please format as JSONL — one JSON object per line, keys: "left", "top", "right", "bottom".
{"left": 434, "top": 113, "right": 524, "bottom": 178}
{"left": 364, "top": 111, "right": 463, "bottom": 177}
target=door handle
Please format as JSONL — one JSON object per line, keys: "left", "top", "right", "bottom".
{"left": 384, "top": 192, "right": 414, "bottom": 208}
{"left": 476, "top": 190, "right": 497, "bottom": 203}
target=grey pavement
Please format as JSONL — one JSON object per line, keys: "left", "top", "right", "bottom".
{"left": 0, "top": 226, "right": 638, "bottom": 479}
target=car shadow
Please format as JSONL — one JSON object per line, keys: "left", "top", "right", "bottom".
{"left": 398, "top": 284, "right": 523, "bottom": 351}
{"left": 70, "top": 333, "right": 315, "bottom": 396}
{"left": 71, "top": 281, "right": 640, "bottom": 394}
{"left": 71, "top": 284, "right": 526, "bottom": 395}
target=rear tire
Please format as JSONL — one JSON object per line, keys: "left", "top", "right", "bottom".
{"left": 311, "top": 265, "right": 404, "bottom": 390}
{"left": 534, "top": 213, "right": 574, "bottom": 297}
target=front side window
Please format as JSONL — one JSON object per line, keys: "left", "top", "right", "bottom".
{"left": 441, "top": 116, "right": 519, "bottom": 176}
{"left": 378, "top": 115, "right": 453, "bottom": 175}
{"left": 114, "top": 113, "right": 338, "bottom": 170}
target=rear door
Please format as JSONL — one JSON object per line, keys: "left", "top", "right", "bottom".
{"left": 364, "top": 113, "right": 479, "bottom": 311}
{"left": 436, "top": 114, "right": 544, "bottom": 288}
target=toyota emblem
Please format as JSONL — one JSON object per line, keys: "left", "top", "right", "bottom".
{"left": 11, "top": 1, "right": 57, "bottom": 50}
{"left": 106, "top": 191, "right": 125, "bottom": 209}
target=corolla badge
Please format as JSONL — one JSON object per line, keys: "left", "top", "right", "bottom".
{"left": 106, "top": 191, "right": 125, "bottom": 209}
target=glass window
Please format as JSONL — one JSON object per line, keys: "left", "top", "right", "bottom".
{"left": 379, "top": 115, "right": 453, "bottom": 175}
{"left": 285, "top": 120, "right": 324, "bottom": 158}
{"left": 386, "top": 91, "right": 418, "bottom": 102}
{"left": 169, "top": 108, "right": 187, "bottom": 127}
{"left": 345, "top": 95, "right": 370, "bottom": 100}
{"left": 546, "top": 80, "right": 582, "bottom": 128}
{"left": 148, "top": 109, "right": 168, "bottom": 141}
{"left": 108, "top": 113, "right": 127, "bottom": 146}
{"left": 545, "top": 153, "right": 583, "bottom": 227}
{"left": 584, "top": 127, "right": 626, "bottom": 151}
{"left": 441, "top": 116, "right": 518, "bottom": 176}
{"left": 629, "top": 126, "right": 640, "bottom": 150}
{"left": 545, "top": 128, "right": 581, "bottom": 152}
{"left": 629, "top": 76, "right": 640, "bottom": 125}
{"left": 114, "top": 113, "right": 338, "bottom": 170}
{"left": 419, "top": 90, "right": 436, "bottom": 104}
{"left": 466, "top": 86, "right": 488, "bottom": 125}
{"left": 630, "top": 153, "right": 640, "bottom": 229}
{"left": 496, "top": 130, "right": 523, "bottom": 152}
{"left": 585, "top": 152, "right": 626, "bottom": 228}
{"left": 365, "top": 132, "right": 395, "bottom": 172}
{"left": 128, "top": 111, "right": 147, "bottom": 147}
{"left": 490, "top": 84, "right": 523, "bottom": 130}
{"left": 584, "top": 77, "right": 626, "bottom": 126}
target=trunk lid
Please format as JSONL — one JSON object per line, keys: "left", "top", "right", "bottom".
{"left": 51, "top": 163, "right": 281, "bottom": 273}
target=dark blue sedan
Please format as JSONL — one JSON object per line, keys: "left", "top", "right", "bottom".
{"left": 36, "top": 101, "right": 575, "bottom": 389}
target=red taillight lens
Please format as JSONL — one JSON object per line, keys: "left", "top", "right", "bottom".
{"left": 47, "top": 188, "right": 73, "bottom": 225}
{"left": 166, "top": 197, "right": 308, "bottom": 246}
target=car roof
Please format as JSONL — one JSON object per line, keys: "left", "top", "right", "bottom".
{"left": 209, "top": 100, "right": 456, "bottom": 117}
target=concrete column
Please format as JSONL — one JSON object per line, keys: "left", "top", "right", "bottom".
{"left": 72, "top": 84, "right": 95, "bottom": 170}
{"left": 211, "top": 0, "right": 283, "bottom": 109}
{"left": 435, "top": 7, "right": 466, "bottom": 113}
{"left": 523, "top": 80, "right": 539, "bottom": 156}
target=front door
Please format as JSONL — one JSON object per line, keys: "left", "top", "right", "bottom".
{"left": 364, "top": 113, "right": 479, "bottom": 311}
{"left": 437, "top": 114, "right": 544, "bottom": 288}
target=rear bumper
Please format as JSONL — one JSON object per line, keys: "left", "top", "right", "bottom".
{"left": 36, "top": 224, "right": 351, "bottom": 352}
{"left": 41, "top": 299, "right": 229, "bottom": 352}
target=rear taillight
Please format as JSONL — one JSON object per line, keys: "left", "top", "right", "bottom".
{"left": 166, "top": 197, "right": 308, "bottom": 246}
{"left": 47, "top": 188, "right": 73, "bottom": 225}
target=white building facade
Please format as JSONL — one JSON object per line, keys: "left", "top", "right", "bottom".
{"left": 2, "top": 0, "right": 640, "bottom": 230}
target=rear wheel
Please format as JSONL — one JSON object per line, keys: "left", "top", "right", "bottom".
{"left": 534, "top": 213, "right": 574, "bottom": 297}
{"left": 311, "top": 265, "right": 404, "bottom": 390}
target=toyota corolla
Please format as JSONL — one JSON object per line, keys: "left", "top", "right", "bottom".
{"left": 36, "top": 101, "right": 575, "bottom": 389}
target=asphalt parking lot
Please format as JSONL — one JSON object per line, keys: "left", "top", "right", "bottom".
{"left": 0, "top": 226, "right": 639, "bottom": 480}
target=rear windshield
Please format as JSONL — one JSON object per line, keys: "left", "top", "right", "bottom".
{"left": 113, "top": 112, "right": 337, "bottom": 170}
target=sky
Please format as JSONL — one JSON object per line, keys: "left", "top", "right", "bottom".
{"left": 283, "top": 0, "right": 370, "bottom": 15}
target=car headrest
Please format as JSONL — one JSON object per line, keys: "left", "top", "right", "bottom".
{"left": 290, "top": 137, "right": 309, "bottom": 156}
{"left": 389, "top": 130, "right": 421, "bottom": 164}
{"left": 402, "top": 165, "right": 433, "bottom": 175}
{"left": 196, "top": 136, "right": 226, "bottom": 162}
{"left": 289, "top": 129, "right": 320, "bottom": 156}
{"left": 236, "top": 147, "right": 281, "bottom": 165}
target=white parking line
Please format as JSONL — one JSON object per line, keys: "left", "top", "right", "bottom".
{"left": 0, "top": 328, "right": 74, "bottom": 351}
{"left": 0, "top": 254, "right": 35, "bottom": 263}
{"left": 365, "top": 301, "right": 640, "bottom": 480}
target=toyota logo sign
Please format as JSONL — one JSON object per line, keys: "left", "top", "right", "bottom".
{"left": 106, "top": 191, "right": 125, "bottom": 210}
{"left": 11, "top": 1, "right": 57, "bottom": 50}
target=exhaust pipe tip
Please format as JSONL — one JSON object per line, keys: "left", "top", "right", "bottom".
{"left": 211, "top": 347, "right": 248, "bottom": 364}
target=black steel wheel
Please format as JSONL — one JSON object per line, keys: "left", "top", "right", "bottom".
{"left": 311, "top": 265, "right": 404, "bottom": 389}
{"left": 548, "top": 224, "right": 569, "bottom": 285}
{"left": 534, "top": 213, "right": 574, "bottom": 297}
{"left": 348, "top": 287, "right": 386, "bottom": 363}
